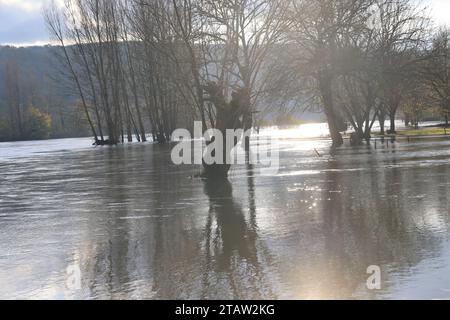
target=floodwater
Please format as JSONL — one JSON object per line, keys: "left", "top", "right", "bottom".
{"left": 1, "top": 125, "right": 450, "bottom": 300}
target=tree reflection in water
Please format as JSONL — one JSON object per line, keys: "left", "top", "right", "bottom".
{"left": 201, "top": 163, "right": 275, "bottom": 299}
{"left": 3, "top": 139, "right": 450, "bottom": 299}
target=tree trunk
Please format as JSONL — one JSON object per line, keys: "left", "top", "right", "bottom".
{"left": 379, "top": 111, "right": 386, "bottom": 135}
{"left": 202, "top": 84, "right": 248, "bottom": 178}
{"left": 319, "top": 75, "right": 343, "bottom": 147}
{"left": 126, "top": 118, "right": 133, "bottom": 142}
{"left": 389, "top": 110, "right": 396, "bottom": 134}
{"left": 350, "top": 132, "right": 363, "bottom": 146}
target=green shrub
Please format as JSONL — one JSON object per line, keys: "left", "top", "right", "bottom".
{"left": 24, "top": 106, "right": 52, "bottom": 140}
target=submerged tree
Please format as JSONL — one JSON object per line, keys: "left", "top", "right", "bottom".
{"left": 45, "top": 0, "right": 183, "bottom": 145}
{"left": 285, "top": 0, "right": 376, "bottom": 147}
{"left": 275, "top": 0, "right": 429, "bottom": 144}
{"left": 372, "top": 0, "right": 429, "bottom": 134}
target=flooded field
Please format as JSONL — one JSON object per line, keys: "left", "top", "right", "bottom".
{"left": 1, "top": 126, "right": 450, "bottom": 299}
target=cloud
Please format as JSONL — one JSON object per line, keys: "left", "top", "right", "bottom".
{"left": 0, "top": 0, "right": 51, "bottom": 46}
{"left": 0, "top": 0, "right": 449, "bottom": 47}
{"left": 0, "top": 0, "right": 43, "bottom": 12}
{"left": 0, "top": 0, "right": 67, "bottom": 46}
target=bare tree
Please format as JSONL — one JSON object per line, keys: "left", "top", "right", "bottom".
{"left": 286, "top": 0, "right": 375, "bottom": 147}
{"left": 4, "top": 60, "right": 23, "bottom": 139}
{"left": 371, "top": 0, "right": 430, "bottom": 133}
{"left": 425, "top": 28, "right": 450, "bottom": 126}
{"left": 44, "top": 1, "right": 100, "bottom": 143}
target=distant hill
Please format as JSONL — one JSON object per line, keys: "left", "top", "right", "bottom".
{"left": 0, "top": 45, "right": 89, "bottom": 140}
{"left": 0, "top": 45, "right": 74, "bottom": 102}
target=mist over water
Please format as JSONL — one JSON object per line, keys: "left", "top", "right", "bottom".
{"left": 1, "top": 124, "right": 450, "bottom": 299}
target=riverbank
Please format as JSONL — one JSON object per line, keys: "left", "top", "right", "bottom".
{"left": 373, "top": 125, "right": 450, "bottom": 139}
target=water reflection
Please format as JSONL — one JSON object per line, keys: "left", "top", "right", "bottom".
{"left": 202, "top": 170, "right": 275, "bottom": 299}
{"left": 2, "top": 134, "right": 450, "bottom": 299}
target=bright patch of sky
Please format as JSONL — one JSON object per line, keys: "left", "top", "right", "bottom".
{"left": 0, "top": 0, "right": 449, "bottom": 47}
{"left": 426, "top": 0, "right": 450, "bottom": 27}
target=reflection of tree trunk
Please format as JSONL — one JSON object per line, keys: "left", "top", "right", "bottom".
{"left": 246, "top": 163, "right": 257, "bottom": 234}
{"left": 202, "top": 154, "right": 232, "bottom": 178}
{"left": 243, "top": 112, "right": 252, "bottom": 153}
{"left": 203, "top": 179, "right": 256, "bottom": 269}
{"left": 201, "top": 167, "right": 275, "bottom": 298}
{"left": 319, "top": 75, "right": 344, "bottom": 147}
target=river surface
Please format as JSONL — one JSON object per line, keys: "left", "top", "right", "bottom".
{"left": 1, "top": 124, "right": 450, "bottom": 300}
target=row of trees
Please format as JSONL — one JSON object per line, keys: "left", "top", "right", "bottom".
{"left": 45, "top": 0, "right": 289, "bottom": 146}
{"left": 44, "top": 0, "right": 450, "bottom": 150}
{"left": 267, "top": 0, "right": 442, "bottom": 146}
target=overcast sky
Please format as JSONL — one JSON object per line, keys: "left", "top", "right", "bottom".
{"left": 0, "top": 0, "right": 449, "bottom": 46}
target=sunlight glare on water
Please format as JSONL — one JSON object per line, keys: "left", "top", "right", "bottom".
{"left": 260, "top": 123, "right": 330, "bottom": 139}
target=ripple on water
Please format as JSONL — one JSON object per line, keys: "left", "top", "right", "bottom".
{"left": 2, "top": 133, "right": 450, "bottom": 299}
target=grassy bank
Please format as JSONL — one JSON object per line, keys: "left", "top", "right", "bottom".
{"left": 375, "top": 127, "right": 450, "bottom": 137}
